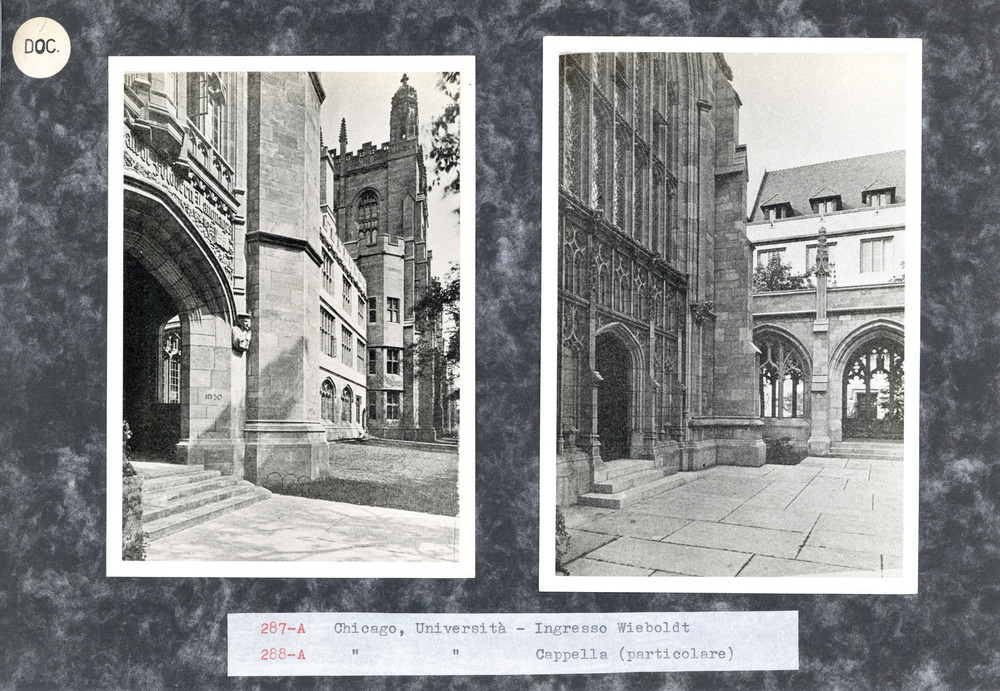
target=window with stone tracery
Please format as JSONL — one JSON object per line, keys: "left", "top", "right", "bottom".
{"left": 634, "top": 152, "right": 647, "bottom": 245}
{"left": 321, "top": 380, "right": 335, "bottom": 421}
{"left": 341, "top": 386, "right": 353, "bottom": 423}
{"left": 356, "top": 190, "right": 379, "bottom": 242}
{"left": 756, "top": 333, "right": 808, "bottom": 418}
{"left": 158, "top": 317, "right": 182, "bottom": 405}
{"left": 592, "top": 108, "right": 610, "bottom": 213}
{"left": 562, "top": 72, "right": 586, "bottom": 198}
{"left": 614, "top": 127, "right": 629, "bottom": 231}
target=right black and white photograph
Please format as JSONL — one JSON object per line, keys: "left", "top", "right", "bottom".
{"left": 541, "top": 38, "right": 921, "bottom": 592}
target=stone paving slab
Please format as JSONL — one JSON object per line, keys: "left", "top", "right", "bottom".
{"left": 796, "top": 545, "right": 882, "bottom": 572}
{"left": 631, "top": 493, "right": 746, "bottom": 522}
{"left": 738, "top": 555, "right": 874, "bottom": 578}
{"left": 801, "top": 457, "right": 849, "bottom": 468}
{"left": 565, "top": 558, "right": 655, "bottom": 577}
{"left": 815, "top": 511, "right": 903, "bottom": 538}
{"left": 575, "top": 511, "right": 690, "bottom": 541}
{"left": 806, "top": 528, "right": 904, "bottom": 557}
{"left": 564, "top": 529, "right": 617, "bottom": 563}
{"left": 146, "top": 495, "right": 459, "bottom": 563}
{"left": 561, "top": 504, "right": 614, "bottom": 529}
{"left": 563, "top": 453, "right": 905, "bottom": 578}
{"left": 817, "top": 467, "right": 871, "bottom": 481}
{"left": 586, "top": 537, "right": 752, "bottom": 577}
{"left": 663, "top": 521, "right": 806, "bottom": 560}
{"left": 720, "top": 505, "right": 820, "bottom": 534}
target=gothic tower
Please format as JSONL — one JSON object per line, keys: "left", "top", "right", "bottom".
{"left": 328, "top": 75, "right": 439, "bottom": 441}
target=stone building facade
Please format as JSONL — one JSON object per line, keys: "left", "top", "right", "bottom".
{"left": 123, "top": 71, "right": 366, "bottom": 485}
{"left": 328, "top": 76, "right": 441, "bottom": 442}
{"left": 748, "top": 151, "right": 906, "bottom": 452}
{"left": 556, "top": 52, "right": 765, "bottom": 506}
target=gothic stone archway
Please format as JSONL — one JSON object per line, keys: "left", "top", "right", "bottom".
{"left": 841, "top": 337, "right": 903, "bottom": 440}
{"left": 595, "top": 330, "right": 633, "bottom": 461}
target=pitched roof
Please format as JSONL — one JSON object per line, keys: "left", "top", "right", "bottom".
{"left": 749, "top": 150, "right": 905, "bottom": 222}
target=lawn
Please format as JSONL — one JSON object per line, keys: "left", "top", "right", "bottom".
{"left": 269, "top": 441, "right": 460, "bottom": 516}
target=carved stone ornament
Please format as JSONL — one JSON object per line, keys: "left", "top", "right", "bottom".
{"left": 232, "top": 313, "right": 252, "bottom": 354}
{"left": 690, "top": 301, "right": 715, "bottom": 324}
{"left": 815, "top": 226, "right": 831, "bottom": 277}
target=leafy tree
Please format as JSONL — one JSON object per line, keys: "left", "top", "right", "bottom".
{"left": 428, "top": 72, "right": 460, "bottom": 195}
{"left": 753, "top": 255, "right": 813, "bottom": 292}
{"left": 415, "top": 266, "right": 460, "bottom": 367}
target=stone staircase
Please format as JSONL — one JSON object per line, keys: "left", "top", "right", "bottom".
{"left": 828, "top": 440, "right": 904, "bottom": 460}
{"left": 133, "top": 462, "right": 271, "bottom": 541}
{"left": 577, "top": 459, "right": 699, "bottom": 509}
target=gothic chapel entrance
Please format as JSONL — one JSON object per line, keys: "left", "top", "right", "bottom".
{"left": 595, "top": 332, "right": 631, "bottom": 461}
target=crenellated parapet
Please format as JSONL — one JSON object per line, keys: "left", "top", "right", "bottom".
{"left": 332, "top": 137, "right": 421, "bottom": 174}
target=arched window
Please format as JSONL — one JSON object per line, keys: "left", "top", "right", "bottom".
{"left": 843, "top": 337, "right": 903, "bottom": 439}
{"left": 356, "top": 190, "right": 379, "bottom": 243}
{"left": 756, "top": 333, "right": 808, "bottom": 418}
{"left": 159, "top": 316, "right": 181, "bottom": 404}
{"left": 321, "top": 380, "right": 335, "bottom": 421}
{"left": 341, "top": 385, "right": 353, "bottom": 423}
{"left": 562, "top": 73, "right": 586, "bottom": 198}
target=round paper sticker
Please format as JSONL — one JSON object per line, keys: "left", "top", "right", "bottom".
{"left": 12, "top": 17, "right": 71, "bottom": 79}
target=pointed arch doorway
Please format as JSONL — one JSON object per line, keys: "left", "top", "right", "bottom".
{"left": 595, "top": 331, "right": 632, "bottom": 461}
{"left": 842, "top": 337, "right": 904, "bottom": 440}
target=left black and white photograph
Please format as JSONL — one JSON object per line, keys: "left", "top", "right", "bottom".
{"left": 107, "top": 57, "right": 475, "bottom": 578}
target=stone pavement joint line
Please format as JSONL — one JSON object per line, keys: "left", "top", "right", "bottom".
{"left": 562, "top": 455, "right": 904, "bottom": 578}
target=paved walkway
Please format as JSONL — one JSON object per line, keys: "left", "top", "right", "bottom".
{"left": 562, "top": 456, "right": 904, "bottom": 578}
{"left": 146, "top": 495, "right": 460, "bottom": 563}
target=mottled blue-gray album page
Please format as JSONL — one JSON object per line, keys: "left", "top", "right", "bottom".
{"left": 2, "top": 0, "right": 998, "bottom": 688}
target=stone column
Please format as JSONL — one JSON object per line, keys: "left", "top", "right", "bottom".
{"left": 243, "top": 72, "right": 328, "bottom": 484}
{"left": 808, "top": 227, "right": 832, "bottom": 455}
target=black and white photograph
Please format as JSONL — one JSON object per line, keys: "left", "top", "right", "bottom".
{"left": 541, "top": 38, "right": 920, "bottom": 591}
{"left": 108, "top": 57, "right": 475, "bottom": 578}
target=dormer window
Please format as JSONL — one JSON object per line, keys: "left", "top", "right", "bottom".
{"left": 812, "top": 197, "right": 840, "bottom": 214}
{"left": 864, "top": 187, "right": 895, "bottom": 207}
{"left": 761, "top": 202, "right": 792, "bottom": 221}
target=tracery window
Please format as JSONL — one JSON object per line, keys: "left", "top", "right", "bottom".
{"left": 562, "top": 73, "right": 586, "bottom": 198}
{"left": 356, "top": 190, "right": 379, "bottom": 242}
{"left": 160, "top": 325, "right": 181, "bottom": 404}
{"left": 591, "top": 108, "right": 610, "bottom": 213}
{"left": 633, "top": 152, "right": 647, "bottom": 244}
{"left": 757, "top": 333, "right": 808, "bottom": 418}
{"left": 341, "top": 386, "right": 353, "bottom": 423}
{"left": 321, "top": 380, "right": 335, "bottom": 421}
{"left": 614, "top": 127, "right": 630, "bottom": 231}
{"left": 843, "top": 338, "right": 904, "bottom": 433}
{"left": 186, "top": 72, "right": 231, "bottom": 162}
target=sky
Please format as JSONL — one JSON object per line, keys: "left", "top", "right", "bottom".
{"left": 319, "top": 72, "right": 461, "bottom": 278}
{"left": 726, "top": 52, "right": 908, "bottom": 217}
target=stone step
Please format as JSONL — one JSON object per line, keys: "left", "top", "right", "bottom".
{"left": 579, "top": 472, "right": 699, "bottom": 509}
{"left": 144, "top": 482, "right": 262, "bottom": 523}
{"left": 143, "top": 489, "right": 272, "bottom": 541}
{"left": 592, "top": 467, "right": 670, "bottom": 494}
{"left": 131, "top": 462, "right": 207, "bottom": 479}
{"left": 829, "top": 442, "right": 904, "bottom": 460}
{"left": 146, "top": 475, "right": 245, "bottom": 503}
{"left": 143, "top": 469, "right": 224, "bottom": 493}
{"left": 593, "top": 458, "right": 660, "bottom": 483}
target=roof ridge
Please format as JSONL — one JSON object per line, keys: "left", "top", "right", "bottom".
{"left": 765, "top": 149, "right": 904, "bottom": 176}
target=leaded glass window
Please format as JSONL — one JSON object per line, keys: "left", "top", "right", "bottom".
{"left": 757, "top": 333, "right": 808, "bottom": 418}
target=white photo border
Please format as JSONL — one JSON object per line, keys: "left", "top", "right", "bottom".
{"left": 539, "top": 36, "right": 921, "bottom": 594}
{"left": 107, "top": 55, "right": 476, "bottom": 579}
